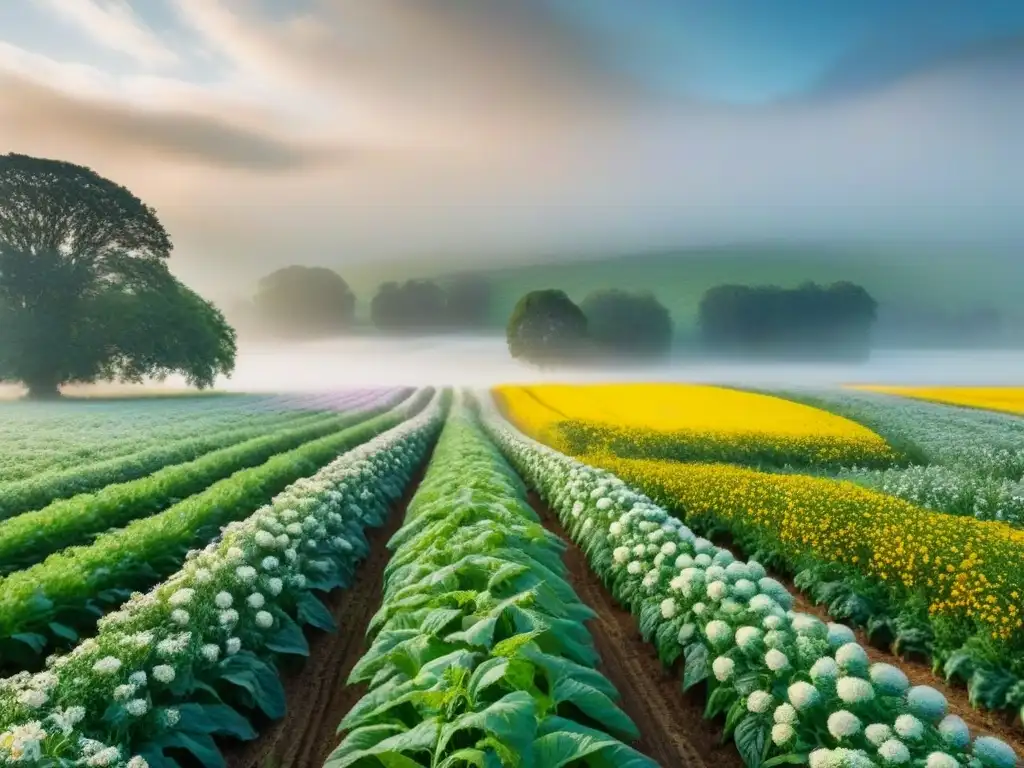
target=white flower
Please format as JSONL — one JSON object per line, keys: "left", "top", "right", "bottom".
{"left": 870, "top": 663, "right": 910, "bottom": 696}
{"left": 113, "top": 684, "right": 136, "bottom": 701}
{"left": 286, "top": 522, "right": 303, "bottom": 536}
{"left": 609, "top": 522, "right": 623, "bottom": 536}
{"left": 660, "top": 598, "right": 677, "bottom": 619}
{"left": 286, "top": 548, "right": 299, "bottom": 562}
{"left": 748, "top": 594, "right": 776, "bottom": 614}
{"left": 773, "top": 703, "right": 797, "bottom": 724}
{"left": 613, "top": 547, "right": 630, "bottom": 564}
{"left": 276, "top": 534, "right": 290, "bottom": 548}
{"left": 255, "top": 530, "right": 276, "bottom": 548}
{"left": 226, "top": 637, "right": 242, "bottom": 655}
{"left": 837, "top": 676, "right": 875, "bottom": 705}
{"left": 201, "top": 644, "right": 220, "bottom": 663}
{"left": 215, "top": 592, "right": 234, "bottom": 609}
{"left": 261, "top": 556, "right": 280, "bottom": 571}
{"left": 226, "top": 547, "right": 244, "bottom": 561}
{"left": 596, "top": 498, "right": 612, "bottom": 511}
{"left": 675, "top": 554, "right": 694, "bottom": 569}
{"left": 87, "top": 746, "right": 122, "bottom": 766}
{"left": 736, "top": 626, "right": 762, "bottom": 649}
{"left": 827, "top": 710, "right": 862, "bottom": 739}
{"left": 712, "top": 656, "right": 735, "bottom": 682}
{"left": 266, "top": 577, "right": 284, "bottom": 596}
{"left": 17, "top": 688, "right": 48, "bottom": 709}
{"left": 28, "top": 672, "right": 57, "bottom": 691}
{"left": 247, "top": 593, "right": 266, "bottom": 609}
{"left": 810, "top": 657, "right": 840, "bottom": 682}
{"left": 835, "top": 643, "right": 869, "bottom": 674}
{"left": 126, "top": 631, "right": 154, "bottom": 649}
{"left": 93, "top": 657, "right": 122, "bottom": 675}
{"left": 129, "top": 671, "right": 147, "bottom": 687}
{"left": 971, "top": 736, "right": 1017, "bottom": 768}
{"left": 827, "top": 623, "right": 857, "bottom": 648}
{"left": 3, "top": 721, "right": 47, "bottom": 762}
{"left": 771, "top": 723, "right": 795, "bottom": 746}
{"left": 219, "top": 609, "right": 240, "bottom": 626}
{"left": 127, "top": 757, "right": 150, "bottom": 768}
{"left": 925, "top": 753, "right": 959, "bottom": 768}
{"left": 126, "top": 699, "right": 149, "bottom": 717}
{"left": 627, "top": 561, "right": 643, "bottom": 575}
{"left": 747, "top": 691, "right": 773, "bottom": 714}
{"left": 236, "top": 566, "right": 258, "bottom": 584}
{"left": 705, "top": 620, "right": 733, "bottom": 648}
{"left": 763, "top": 615, "right": 784, "bottom": 631}
{"left": 255, "top": 611, "right": 274, "bottom": 629}
{"left": 168, "top": 589, "right": 194, "bottom": 607}
{"left": 152, "top": 665, "right": 176, "bottom": 684}
{"left": 732, "top": 579, "right": 758, "bottom": 600}
{"left": 791, "top": 614, "right": 823, "bottom": 636}
{"left": 765, "top": 649, "right": 790, "bottom": 672}
{"left": 865, "top": 723, "right": 894, "bottom": 746}
{"left": 937, "top": 715, "right": 969, "bottom": 749}
{"left": 787, "top": 681, "right": 820, "bottom": 711}
{"left": 906, "top": 686, "right": 947, "bottom": 723}
{"left": 193, "top": 568, "right": 212, "bottom": 584}
{"left": 162, "top": 708, "right": 181, "bottom": 727}
{"left": 171, "top": 609, "right": 190, "bottom": 626}
{"left": 660, "top": 541, "right": 677, "bottom": 557}
{"left": 877, "top": 739, "right": 910, "bottom": 764}
{"left": 894, "top": 714, "right": 923, "bottom": 741}
{"left": 706, "top": 580, "right": 729, "bottom": 602}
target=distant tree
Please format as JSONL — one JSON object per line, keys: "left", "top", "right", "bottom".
{"left": 506, "top": 289, "right": 588, "bottom": 364}
{"left": 370, "top": 279, "right": 447, "bottom": 332}
{"left": 581, "top": 289, "right": 673, "bottom": 358}
{"left": 0, "top": 153, "right": 236, "bottom": 398}
{"left": 446, "top": 274, "right": 492, "bottom": 329}
{"left": 253, "top": 266, "right": 356, "bottom": 338}
{"left": 697, "top": 280, "right": 877, "bottom": 358}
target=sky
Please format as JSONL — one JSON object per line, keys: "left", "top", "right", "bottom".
{"left": 1, "top": 1, "right": 1022, "bottom": 302}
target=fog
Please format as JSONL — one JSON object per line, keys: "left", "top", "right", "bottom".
{"left": 201, "top": 337, "right": 1024, "bottom": 391}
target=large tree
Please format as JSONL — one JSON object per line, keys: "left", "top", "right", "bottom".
{"left": 506, "top": 289, "right": 588, "bottom": 364}
{"left": 581, "top": 289, "right": 673, "bottom": 358}
{"left": 370, "top": 279, "right": 448, "bottom": 332}
{"left": 253, "top": 265, "right": 356, "bottom": 338}
{"left": 0, "top": 153, "right": 236, "bottom": 398}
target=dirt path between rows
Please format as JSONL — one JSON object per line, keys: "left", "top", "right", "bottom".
{"left": 530, "top": 493, "right": 744, "bottom": 768}
{"left": 223, "top": 473, "right": 420, "bottom": 768}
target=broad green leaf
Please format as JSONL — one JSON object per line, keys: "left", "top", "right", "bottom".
{"left": 296, "top": 590, "right": 337, "bottom": 632}
{"left": 551, "top": 678, "right": 638, "bottom": 741}
{"left": 265, "top": 611, "right": 310, "bottom": 657}
{"left": 734, "top": 715, "right": 769, "bottom": 768}
{"left": 683, "top": 643, "right": 709, "bottom": 691}
{"left": 436, "top": 691, "right": 537, "bottom": 759}
{"left": 218, "top": 652, "right": 286, "bottom": 719}
{"left": 467, "top": 658, "right": 510, "bottom": 703}
{"left": 176, "top": 703, "right": 257, "bottom": 741}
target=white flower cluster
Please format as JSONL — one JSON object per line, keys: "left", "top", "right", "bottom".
{"left": 0, "top": 390, "right": 446, "bottom": 766}
{"left": 475, "top": 391, "right": 1018, "bottom": 768}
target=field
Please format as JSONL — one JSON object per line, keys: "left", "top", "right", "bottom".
{"left": 1, "top": 386, "right": 1022, "bottom": 767}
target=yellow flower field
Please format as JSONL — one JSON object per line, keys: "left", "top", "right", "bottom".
{"left": 494, "top": 383, "right": 899, "bottom": 469}
{"left": 596, "top": 455, "right": 1024, "bottom": 648}
{"left": 853, "top": 386, "right": 1024, "bottom": 416}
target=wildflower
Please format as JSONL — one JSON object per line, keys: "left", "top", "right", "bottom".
{"left": 129, "top": 671, "right": 147, "bottom": 687}
{"left": 765, "top": 649, "right": 790, "bottom": 672}
{"left": 877, "top": 739, "right": 910, "bottom": 764}
{"left": 193, "top": 568, "right": 213, "bottom": 584}
{"left": 787, "top": 681, "right": 820, "bottom": 711}
{"left": 152, "top": 665, "right": 176, "bottom": 684}
{"left": 747, "top": 691, "right": 773, "bottom": 714}
{"left": 773, "top": 704, "right": 797, "bottom": 724}
{"left": 924, "top": 754, "right": 959, "bottom": 768}
{"left": 835, "top": 643, "right": 869, "bottom": 675}
{"left": 236, "top": 566, "right": 258, "bottom": 584}
{"left": 127, "top": 757, "right": 150, "bottom": 768}
{"left": 705, "top": 620, "right": 733, "bottom": 648}
{"left": 226, "top": 547, "right": 244, "bottom": 561}
{"left": 247, "top": 593, "right": 266, "bottom": 609}
{"left": 201, "top": 644, "right": 220, "bottom": 663}
{"left": 736, "top": 626, "right": 762, "bottom": 649}
{"left": 171, "top": 609, "right": 190, "bottom": 626}
{"left": 215, "top": 592, "right": 234, "bottom": 609}
{"left": 219, "top": 609, "right": 240, "bottom": 626}
{"left": 771, "top": 723, "right": 795, "bottom": 746}
{"left": 865, "top": 724, "right": 894, "bottom": 747}
{"left": 126, "top": 699, "right": 149, "bottom": 717}
{"left": 161, "top": 708, "right": 181, "bottom": 727}
{"left": 810, "top": 657, "right": 840, "bottom": 683}
{"left": 266, "top": 577, "right": 284, "bottom": 596}
{"left": 706, "top": 581, "right": 729, "bottom": 602}
{"left": 168, "top": 589, "right": 194, "bottom": 607}
{"left": 712, "top": 656, "right": 735, "bottom": 682}
{"left": 894, "top": 714, "right": 924, "bottom": 741}
{"left": 87, "top": 746, "right": 121, "bottom": 766}
{"left": 17, "top": 689, "right": 48, "bottom": 709}
{"left": 255, "top": 611, "right": 274, "bottom": 629}
{"left": 92, "top": 657, "right": 122, "bottom": 675}
{"left": 660, "top": 598, "right": 677, "bottom": 619}
{"left": 613, "top": 547, "right": 630, "bottom": 564}
{"left": 837, "top": 677, "right": 874, "bottom": 705}
{"left": 261, "top": 556, "right": 280, "bottom": 571}
{"left": 827, "top": 623, "right": 856, "bottom": 648}
{"left": 226, "top": 638, "right": 242, "bottom": 655}
{"left": 113, "top": 684, "right": 136, "bottom": 701}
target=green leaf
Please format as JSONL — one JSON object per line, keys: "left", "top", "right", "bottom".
{"left": 265, "top": 611, "right": 310, "bottom": 657}
{"left": 330, "top": 718, "right": 440, "bottom": 768}
{"left": 467, "top": 658, "right": 511, "bottom": 704}
{"left": 682, "top": 643, "right": 709, "bottom": 691}
{"left": 535, "top": 717, "right": 658, "bottom": 768}
{"left": 47, "top": 621, "right": 78, "bottom": 643}
{"left": 419, "top": 607, "right": 465, "bottom": 636}
{"left": 763, "top": 755, "right": 808, "bottom": 767}
{"left": 551, "top": 678, "right": 638, "bottom": 742}
{"left": 734, "top": 715, "right": 769, "bottom": 768}
{"left": 705, "top": 684, "right": 734, "bottom": 720}
{"left": 218, "top": 652, "right": 286, "bottom": 719}
{"left": 156, "top": 731, "right": 226, "bottom": 768}
{"left": 436, "top": 691, "right": 536, "bottom": 759}
{"left": 296, "top": 590, "right": 336, "bottom": 632}
{"left": 11, "top": 632, "right": 47, "bottom": 653}
{"left": 176, "top": 703, "right": 257, "bottom": 741}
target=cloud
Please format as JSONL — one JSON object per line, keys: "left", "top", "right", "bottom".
{"left": 34, "top": 0, "right": 179, "bottom": 67}
{"left": 0, "top": 70, "right": 338, "bottom": 172}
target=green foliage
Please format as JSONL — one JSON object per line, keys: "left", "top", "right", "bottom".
{"left": 0, "top": 153, "right": 235, "bottom": 396}
{"left": 580, "top": 289, "right": 673, "bottom": 359}
{"left": 698, "top": 281, "right": 877, "bottom": 359}
{"left": 331, "top": 406, "right": 654, "bottom": 768}
{"left": 0, "top": 406, "right": 389, "bottom": 574}
{"left": 0, "top": 391, "right": 432, "bottom": 666}
{"left": 445, "top": 275, "right": 492, "bottom": 329}
{"left": 371, "top": 279, "right": 449, "bottom": 332}
{"left": 253, "top": 265, "right": 357, "bottom": 339}
{"left": 506, "top": 290, "right": 588, "bottom": 365}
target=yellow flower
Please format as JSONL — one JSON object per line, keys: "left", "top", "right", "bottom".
{"left": 852, "top": 385, "right": 1024, "bottom": 416}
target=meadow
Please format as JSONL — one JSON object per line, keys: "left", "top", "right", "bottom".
{"left": 1, "top": 384, "right": 1022, "bottom": 768}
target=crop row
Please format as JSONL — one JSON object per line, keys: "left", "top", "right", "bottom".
{"left": 0, "top": 389, "right": 435, "bottom": 669}
{"left": 330, "top": 402, "right": 654, "bottom": 768}
{"left": 479, "top": 395, "right": 1020, "bottom": 768}
{"left": 0, "top": 395, "right": 409, "bottom": 576}
{"left": 598, "top": 456, "right": 1024, "bottom": 717}
{"left": 494, "top": 384, "right": 901, "bottom": 472}
{"left": 0, "top": 390, "right": 446, "bottom": 767}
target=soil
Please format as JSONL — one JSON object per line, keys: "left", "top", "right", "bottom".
{"left": 222, "top": 474, "right": 420, "bottom": 768}
{"left": 530, "top": 493, "right": 744, "bottom": 768}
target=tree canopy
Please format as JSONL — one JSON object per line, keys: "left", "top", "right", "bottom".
{"left": 697, "top": 281, "right": 877, "bottom": 359}
{"left": 370, "top": 279, "right": 448, "bottom": 332}
{"left": 0, "top": 153, "right": 236, "bottom": 397}
{"left": 506, "top": 289, "right": 588, "bottom": 364}
{"left": 445, "top": 274, "right": 492, "bottom": 328}
{"left": 253, "top": 265, "right": 356, "bottom": 338}
{"left": 581, "top": 289, "right": 673, "bottom": 359}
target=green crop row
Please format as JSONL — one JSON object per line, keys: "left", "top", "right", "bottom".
{"left": 329, "top": 403, "right": 655, "bottom": 768}
{"left": 0, "top": 389, "right": 434, "bottom": 670}
{"left": 0, "top": 391, "right": 447, "bottom": 767}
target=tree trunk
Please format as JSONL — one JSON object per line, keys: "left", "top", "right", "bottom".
{"left": 25, "top": 377, "right": 62, "bottom": 400}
